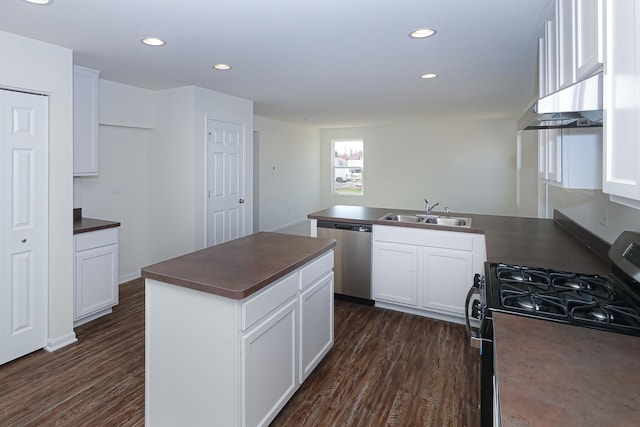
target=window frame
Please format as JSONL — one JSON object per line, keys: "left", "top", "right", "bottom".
{"left": 331, "top": 138, "right": 364, "bottom": 196}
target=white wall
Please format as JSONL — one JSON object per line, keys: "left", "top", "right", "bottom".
{"left": 549, "top": 187, "right": 640, "bottom": 243}
{"left": 516, "top": 130, "right": 539, "bottom": 218}
{"left": 254, "top": 116, "right": 322, "bottom": 231}
{"left": 320, "top": 119, "right": 519, "bottom": 215}
{"left": 193, "top": 87, "right": 254, "bottom": 248}
{"left": 148, "top": 87, "right": 196, "bottom": 263}
{"left": 0, "top": 31, "right": 74, "bottom": 348}
{"left": 74, "top": 80, "right": 156, "bottom": 282}
{"left": 148, "top": 86, "right": 253, "bottom": 265}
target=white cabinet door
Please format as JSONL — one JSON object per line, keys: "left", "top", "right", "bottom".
{"left": 545, "top": 5, "right": 559, "bottom": 94}
{"left": 603, "top": 0, "right": 640, "bottom": 207}
{"left": 538, "top": 128, "right": 561, "bottom": 182}
{"left": 539, "top": 128, "right": 602, "bottom": 189}
{"left": 0, "top": 90, "right": 48, "bottom": 365}
{"left": 546, "top": 128, "right": 563, "bottom": 184}
{"left": 73, "top": 66, "right": 100, "bottom": 176}
{"left": 575, "top": 0, "right": 603, "bottom": 81}
{"left": 421, "top": 247, "right": 474, "bottom": 316}
{"left": 242, "top": 298, "right": 297, "bottom": 427}
{"left": 299, "top": 272, "right": 333, "bottom": 383}
{"left": 373, "top": 241, "right": 418, "bottom": 306}
{"left": 74, "top": 243, "right": 118, "bottom": 320}
{"left": 538, "top": 129, "right": 548, "bottom": 179}
{"left": 557, "top": 0, "right": 576, "bottom": 89}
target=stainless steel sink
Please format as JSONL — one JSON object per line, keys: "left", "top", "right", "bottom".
{"left": 425, "top": 217, "right": 469, "bottom": 227}
{"left": 381, "top": 214, "right": 424, "bottom": 223}
{"left": 379, "top": 213, "right": 471, "bottom": 228}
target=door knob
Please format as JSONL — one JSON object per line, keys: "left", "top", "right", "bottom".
{"left": 21, "top": 238, "right": 27, "bottom": 243}
{"left": 239, "top": 198, "right": 245, "bottom": 204}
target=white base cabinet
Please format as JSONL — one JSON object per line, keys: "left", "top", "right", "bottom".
{"left": 74, "top": 228, "right": 119, "bottom": 326}
{"left": 373, "top": 225, "right": 486, "bottom": 323}
{"left": 145, "top": 250, "right": 334, "bottom": 427}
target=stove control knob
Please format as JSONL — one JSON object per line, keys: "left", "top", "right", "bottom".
{"left": 471, "top": 299, "right": 481, "bottom": 319}
{"left": 473, "top": 273, "right": 482, "bottom": 288}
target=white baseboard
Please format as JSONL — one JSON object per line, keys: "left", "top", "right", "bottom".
{"left": 119, "top": 271, "right": 141, "bottom": 284}
{"left": 44, "top": 331, "right": 77, "bottom": 352}
{"left": 374, "top": 301, "right": 466, "bottom": 325}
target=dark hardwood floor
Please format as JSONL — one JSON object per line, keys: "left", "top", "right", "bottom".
{"left": 0, "top": 279, "right": 479, "bottom": 426}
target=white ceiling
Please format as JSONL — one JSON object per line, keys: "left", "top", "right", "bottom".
{"left": 0, "top": 0, "right": 553, "bottom": 128}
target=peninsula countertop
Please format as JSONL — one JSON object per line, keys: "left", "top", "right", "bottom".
{"left": 308, "top": 205, "right": 610, "bottom": 275}
{"left": 141, "top": 232, "right": 336, "bottom": 299}
{"left": 493, "top": 312, "right": 640, "bottom": 426}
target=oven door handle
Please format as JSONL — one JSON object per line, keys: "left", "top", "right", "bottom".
{"left": 465, "top": 285, "right": 481, "bottom": 341}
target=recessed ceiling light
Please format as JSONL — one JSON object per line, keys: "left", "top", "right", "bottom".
{"left": 410, "top": 28, "right": 436, "bottom": 39}
{"left": 420, "top": 73, "right": 438, "bottom": 79}
{"left": 23, "top": 0, "right": 53, "bottom": 4}
{"left": 141, "top": 37, "right": 165, "bottom": 47}
{"left": 213, "top": 64, "right": 232, "bottom": 70}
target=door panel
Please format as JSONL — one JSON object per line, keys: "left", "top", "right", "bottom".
{"left": 1, "top": 89, "right": 48, "bottom": 365}
{"left": 206, "top": 119, "right": 245, "bottom": 247}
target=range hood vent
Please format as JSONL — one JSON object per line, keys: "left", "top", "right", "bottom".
{"left": 518, "top": 73, "right": 603, "bottom": 131}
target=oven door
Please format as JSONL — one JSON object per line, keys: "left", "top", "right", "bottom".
{"left": 465, "top": 273, "right": 483, "bottom": 347}
{"left": 467, "top": 270, "right": 497, "bottom": 427}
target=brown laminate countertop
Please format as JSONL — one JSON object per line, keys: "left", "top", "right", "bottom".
{"left": 73, "top": 217, "right": 121, "bottom": 234}
{"left": 493, "top": 312, "right": 640, "bottom": 427}
{"left": 308, "top": 205, "right": 611, "bottom": 275}
{"left": 141, "top": 232, "right": 336, "bottom": 299}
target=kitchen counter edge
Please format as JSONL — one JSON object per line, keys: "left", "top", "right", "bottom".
{"left": 308, "top": 205, "right": 611, "bottom": 275}
{"left": 141, "top": 232, "right": 336, "bottom": 300}
{"left": 73, "top": 217, "right": 121, "bottom": 234}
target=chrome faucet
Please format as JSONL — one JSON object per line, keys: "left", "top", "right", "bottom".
{"left": 424, "top": 199, "right": 440, "bottom": 215}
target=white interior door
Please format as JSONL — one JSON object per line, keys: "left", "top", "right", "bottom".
{"left": 206, "top": 119, "right": 245, "bottom": 247}
{"left": 0, "top": 89, "right": 48, "bottom": 365}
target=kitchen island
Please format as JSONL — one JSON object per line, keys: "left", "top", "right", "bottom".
{"left": 141, "top": 232, "right": 335, "bottom": 427}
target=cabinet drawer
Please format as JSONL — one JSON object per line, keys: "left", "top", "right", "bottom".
{"left": 75, "top": 227, "right": 119, "bottom": 252}
{"left": 242, "top": 271, "right": 298, "bottom": 331}
{"left": 299, "top": 250, "right": 334, "bottom": 290}
{"left": 373, "top": 225, "right": 474, "bottom": 251}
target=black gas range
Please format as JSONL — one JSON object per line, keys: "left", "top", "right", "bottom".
{"left": 466, "top": 231, "right": 640, "bottom": 427}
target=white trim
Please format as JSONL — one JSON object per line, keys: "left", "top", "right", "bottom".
{"left": 119, "top": 271, "right": 140, "bottom": 284}
{"left": 44, "top": 332, "right": 78, "bottom": 352}
{"left": 374, "top": 301, "right": 466, "bottom": 325}
{"left": 73, "top": 308, "right": 113, "bottom": 327}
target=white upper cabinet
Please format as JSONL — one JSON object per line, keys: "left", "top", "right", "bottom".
{"left": 539, "top": 127, "right": 602, "bottom": 189}
{"left": 557, "top": 0, "right": 576, "bottom": 89}
{"left": 540, "top": 0, "right": 603, "bottom": 96}
{"left": 544, "top": 5, "right": 559, "bottom": 95}
{"left": 603, "top": 0, "right": 640, "bottom": 208}
{"left": 575, "top": 0, "right": 604, "bottom": 81}
{"left": 73, "top": 65, "right": 100, "bottom": 176}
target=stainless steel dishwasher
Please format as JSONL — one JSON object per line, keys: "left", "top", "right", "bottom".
{"left": 317, "top": 220, "right": 373, "bottom": 305}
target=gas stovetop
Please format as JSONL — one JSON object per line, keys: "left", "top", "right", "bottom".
{"left": 489, "top": 264, "right": 640, "bottom": 334}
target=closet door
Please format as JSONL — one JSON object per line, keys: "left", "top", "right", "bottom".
{"left": 0, "top": 89, "right": 48, "bottom": 365}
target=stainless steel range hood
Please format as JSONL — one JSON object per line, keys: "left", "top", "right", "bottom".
{"left": 518, "top": 73, "right": 603, "bottom": 130}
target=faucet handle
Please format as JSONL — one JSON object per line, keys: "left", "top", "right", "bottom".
{"left": 444, "top": 207, "right": 451, "bottom": 217}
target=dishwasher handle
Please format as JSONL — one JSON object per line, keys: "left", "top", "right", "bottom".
{"left": 317, "top": 221, "right": 372, "bottom": 232}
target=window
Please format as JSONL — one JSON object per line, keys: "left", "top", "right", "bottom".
{"left": 332, "top": 139, "right": 363, "bottom": 195}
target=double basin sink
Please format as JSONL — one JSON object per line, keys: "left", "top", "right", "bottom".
{"left": 379, "top": 213, "right": 471, "bottom": 228}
